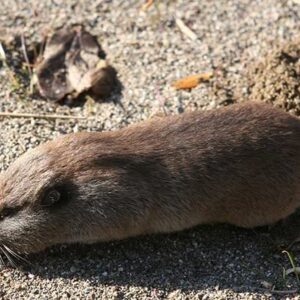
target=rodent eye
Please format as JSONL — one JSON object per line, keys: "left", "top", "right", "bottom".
{"left": 42, "top": 189, "right": 61, "bottom": 207}
{"left": 40, "top": 182, "right": 73, "bottom": 208}
{"left": 0, "top": 207, "right": 16, "bottom": 221}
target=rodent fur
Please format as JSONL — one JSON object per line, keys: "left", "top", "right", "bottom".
{"left": 1, "top": 101, "right": 300, "bottom": 253}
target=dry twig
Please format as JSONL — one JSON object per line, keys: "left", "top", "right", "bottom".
{"left": 175, "top": 18, "right": 198, "bottom": 41}
{"left": 20, "top": 34, "right": 33, "bottom": 77}
{"left": 256, "top": 288, "right": 299, "bottom": 295}
{"left": 0, "top": 112, "right": 86, "bottom": 120}
{"left": 0, "top": 42, "right": 6, "bottom": 61}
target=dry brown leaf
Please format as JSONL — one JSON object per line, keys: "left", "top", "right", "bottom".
{"left": 171, "top": 72, "right": 213, "bottom": 90}
{"left": 35, "top": 25, "right": 117, "bottom": 102}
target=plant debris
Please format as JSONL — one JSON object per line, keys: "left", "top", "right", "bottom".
{"left": 35, "top": 25, "right": 117, "bottom": 102}
{"left": 171, "top": 72, "right": 213, "bottom": 90}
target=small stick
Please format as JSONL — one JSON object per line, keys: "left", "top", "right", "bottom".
{"left": 175, "top": 18, "right": 198, "bottom": 41}
{"left": 0, "top": 42, "right": 6, "bottom": 61}
{"left": 20, "top": 34, "right": 33, "bottom": 77}
{"left": 0, "top": 112, "right": 86, "bottom": 120}
{"left": 256, "top": 288, "right": 299, "bottom": 295}
{"left": 155, "top": 84, "right": 168, "bottom": 116}
{"left": 288, "top": 237, "right": 300, "bottom": 249}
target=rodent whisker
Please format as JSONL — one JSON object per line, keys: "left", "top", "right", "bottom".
{"left": 1, "top": 246, "right": 16, "bottom": 268}
{"left": 2, "top": 245, "right": 31, "bottom": 266}
{"left": 0, "top": 250, "right": 5, "bottom": 266}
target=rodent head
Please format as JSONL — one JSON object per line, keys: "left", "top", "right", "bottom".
{"left": 0, "top": 134, "right": 116, "bottom": 255}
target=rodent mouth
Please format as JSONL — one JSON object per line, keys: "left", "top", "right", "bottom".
{"left": 0, "top": 229, "right": 52, "bottom": 265}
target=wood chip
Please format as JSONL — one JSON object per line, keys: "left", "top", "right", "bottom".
{"left": 171, "top": 72, "right": 213, "bottom": 90}
{"left": 141, "top": 0, "right": 154, "bottom": 11}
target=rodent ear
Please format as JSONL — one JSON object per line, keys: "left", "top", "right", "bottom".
{"left": 41, "top": 189, "right": 61, "bottom": 207}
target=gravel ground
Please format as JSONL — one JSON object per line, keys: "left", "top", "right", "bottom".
{"left": 1, "top": 0, "right": 300, "bottom": 299}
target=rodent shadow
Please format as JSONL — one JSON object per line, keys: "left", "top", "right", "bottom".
{"left": 21, "top": 219, "right": 300, "bottom": 293}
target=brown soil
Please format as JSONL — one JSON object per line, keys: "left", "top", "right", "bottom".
{"left": 247, "top": 37, "right": 300, "bottom": 115}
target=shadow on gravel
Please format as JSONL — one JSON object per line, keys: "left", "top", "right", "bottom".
{"left": 60, "top": 74, "right": 124, "bottom": 108}
{"left": 20, "top": 214, "right": 300, "bottom": 294}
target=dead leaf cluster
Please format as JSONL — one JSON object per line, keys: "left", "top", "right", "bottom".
{"left": 35, "top": 25, "right": 117, "bottom": 102}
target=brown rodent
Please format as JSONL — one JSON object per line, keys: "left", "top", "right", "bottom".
{"left": 1, "top": 101, "right": 300, "bottom": 254}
